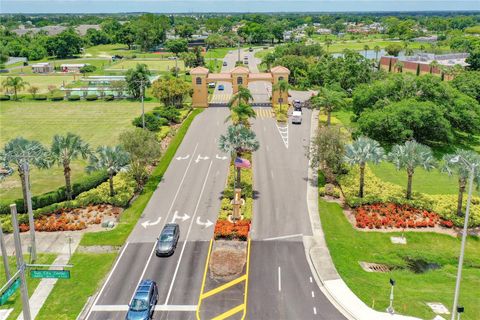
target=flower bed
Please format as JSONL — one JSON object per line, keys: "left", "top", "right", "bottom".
{"left": 19, "top": 204, "right": 122, "bottom": 232}
{"left": 214, "top": 219, "right": 250, "bottom": 241}
{"left": 354, "top": 203, "right": 444, "bottom": 229}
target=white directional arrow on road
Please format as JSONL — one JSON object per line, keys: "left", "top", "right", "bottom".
{"left": 215, "top": 154, "right": 228, "bottom": 160}
{"left": 141, "top": 217, "right": 162, "bottom": 229}
{"left": 171, "top": 211, "right": 191, "bottom": 223}
{"left": 176, "top": 155, "right": 190, "bottom": 161}
{"left": 196, "top": 217, "right": 214, "bottom": 228}
{"left": 195, "top": 154, "right": 210, "bottom": 163}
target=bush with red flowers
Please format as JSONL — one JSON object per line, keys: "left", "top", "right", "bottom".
{"left": 214, "top": 219, "right": 251, "bottom": 241}
{"left": 354, "top": 203, "right": 449, "bottom": 229}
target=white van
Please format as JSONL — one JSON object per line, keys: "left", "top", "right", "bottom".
{"left": 292, "top": 111, "right": 302, "bottom": 124}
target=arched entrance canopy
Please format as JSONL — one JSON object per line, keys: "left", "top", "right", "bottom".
{"left": 191, "top": 65, "right": 290, "bottom": 108}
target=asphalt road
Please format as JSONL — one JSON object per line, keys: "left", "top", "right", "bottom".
{"left": 86, "top": 107, "right": 230, "bottom": 320}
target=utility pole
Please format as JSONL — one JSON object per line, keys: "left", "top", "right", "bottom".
{"left": 237, "top": 40, "right": 241, "bottom": 64}
{"left": 141, "top": 80, "right": 145, "bottom": 130}
{"left": 175, "top": 57, "right": 178, "bottom": 78}
{"left": 0, "top": 221, "right": 11, "bottom": 281}
{"left": 10, "top": 204, "right": 32, "bottom": 320}
{"left": 22, "top": 162, "right": 36, "bottom": 262}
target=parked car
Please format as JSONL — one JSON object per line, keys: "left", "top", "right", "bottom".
{"left": 249, "top": 47, "right": 253, "bottom": 52}
{"left": 244, "top": 60, "right": 249, "bottom": 65}
{"left": 126, "top": 280, "right": 158, "bottom": 320}
{"left": 208, "top": 82, "right": 216, "bottom": 88}
{"left": 293, "top": 99, "right": 302, "bottom": 111}
{"left": 218, "top": 84, "right": 225, "bottom": 91}
{"left": 155, "top": 223, "right": 180, "bottom": 257}
{"left": 223, "top": 61, "right": 227, "bottom": 66}
{"left": 292, "top": 110, "right": 302, "bottom": 124}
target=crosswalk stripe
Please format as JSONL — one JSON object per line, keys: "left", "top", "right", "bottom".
{"left": 90, "top": 305, "right": 197, "bottom": 312}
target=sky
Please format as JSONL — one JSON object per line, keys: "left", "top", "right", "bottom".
{"left": 1, "top": 0, "right": 479, "bottom": 14}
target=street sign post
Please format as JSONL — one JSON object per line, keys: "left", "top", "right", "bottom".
{"left": 30, "top": 270, "right": 70, "bottom": 279}
{"left": 0, "top": 278, "right": 21, "bottom": 305}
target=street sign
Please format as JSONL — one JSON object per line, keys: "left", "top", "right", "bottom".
{"left": 30, "top": 269, "right": 70, "bottom": 279}
{"left": 0, "top": 278, "right": 21, "bottom": 305}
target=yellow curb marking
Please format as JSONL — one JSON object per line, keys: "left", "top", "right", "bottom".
{"left": 196, "top": 239, "right": 213, "bottom": 320}
{"left": 241, "top": 238, "right": 251, "bottom": 320}
{"left": 212, "top": 304, "right": 245, "bottom": 320}
{"left": 201, "top": 274, "right": 247, "bottom": 299}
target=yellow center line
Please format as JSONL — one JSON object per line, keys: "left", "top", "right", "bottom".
{"left": 196, "top": 239, "right": 213, "bottom": 320}
{"left": 201, "top": 274, "right": 247, "bottom": 299}
{"left": 211, "top": 304, "right": 245, "bottom": 320}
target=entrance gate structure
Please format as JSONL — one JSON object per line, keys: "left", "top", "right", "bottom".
{"left": 190, "top": 66, "right": 290, "bottom": 107}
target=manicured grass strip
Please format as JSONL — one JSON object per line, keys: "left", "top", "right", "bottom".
{"left": 35, "top": 252, "right": 117, "bottom": 320}
{"left": 80, "top": 108, "right": 203, "bottom": 246}
{"left": 0, "top": 254, "right": 56, "bottom": 320}
{"left": 319, "top": 199, "right": 480, "bottom": 320}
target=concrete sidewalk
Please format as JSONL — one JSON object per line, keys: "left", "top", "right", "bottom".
{"left": 304, "top": 109, "right": 421, "bottom": 320}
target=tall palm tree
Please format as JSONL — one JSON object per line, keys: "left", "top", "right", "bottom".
{"left": 2, "top": 76, "right": 29, "bottom": 100}
{"left": 310, "top": 88, "right": 346, "bottom": 126}
{"left": 218, "top": 124, "right": 259, "bottom": 186}
{"left": 87, "top": 145, "right": 130, "bottom": 196}
{"left": 344, "top": 137, "right": 385, "bottom": 198}
{"left": 272, "top": 79, "right": 290, "bottom": 110}
{"left": 2, "top": 137, "right": 50, "bottom": 210}
{"left": 442, "top": 150, "right": 480, "bottom": 217}
{"left": 388, "top": 141, "right": 436, "bottom": 199}
{"left": 50, "top": 133, "right": 91, "bottom": 200}
{"left": 228, "top": 86, "right": 253, "bottom": 108}
{"left": 373, "top": 45, "right": 381, "bottom": 60}
{"left": 429, "top": 60, "right": 439, "bottom": 74}
{"left": 226, "top": 102, "right": 256, "bottom": 125}
{"left": 363, "top": 44, "right": 370, "bottom": 58}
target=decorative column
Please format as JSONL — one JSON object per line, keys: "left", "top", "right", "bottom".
{"left": 190, "top": 67, "right": 210, "bottom": 108}
{"left": 270, "top": 66, "right": 290, "bottom": 106}
{"left": 230, "top": 66, "right": 249, "bottom": 94}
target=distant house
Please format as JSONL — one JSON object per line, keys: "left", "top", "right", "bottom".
{"left": 31, "top": 62, "right": 54, "bottom": 74}
{"left": 316, "top": 28, "right": 332, "bottom": 35}
{"left": 60, "top": 63, "right": 89, "bottom": 73}
{"left": 412, "top": 35, "right": 438, "bottom": 43}
{"left": 11, "top": 24, "right": 100, "bottom": 37}
{"left": 75, "top": 24, "right": 101, "bottom": 36}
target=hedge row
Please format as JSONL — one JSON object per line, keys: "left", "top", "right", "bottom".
{"left": 0, "top": 170, "right": 109, "bottom": 215}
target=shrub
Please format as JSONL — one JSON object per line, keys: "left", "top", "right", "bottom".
{"left": 50, "top": 94, "right": 64, "bottom": 101}
{"left": 104, "top": 94, "right": 115, "bottom": 101}
{"left": 0, "top": 95, "right": 10, "bottom": 101}
{"left": 132, "top": 113, "right": 169, "bottom": 131}
{"left": 214, "top": 219, "right": 251, "bottom": 241}
{"left": 153, "top": 106, "right": 181, "bottom": 123}
{"left": 33, "top": 94, "right": 47, "bottom": 100}
{"left": 86, "top": 94, "right": 98, "bottom": 101}
{"left": 157, "top": 126, "right": 171, "bottom": 140}
{"left": 67, "top": 94, "right": 81, "bottom": 101}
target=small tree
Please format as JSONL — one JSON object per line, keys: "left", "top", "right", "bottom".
{"left": 110, "top": 80, "right": 127, "bottom": 98}
{"left": 227, "top": 102, "right": 256, "bottom": 125}
{"left": 79, "top": 65, "right": 97, "bottom": 77}
{"left": 373, "top": 45, "right": 381, "bottom": 60}
{"left": 228, "top": 86, "right": 253, "bottom": 108}
{"left": 344, "top": 137, "right": 385, "bottom": 198}
{"left": 363, "top": 44, "right": 370, "bottom": 58}
{"left": 165, "top": 39, "right": 188, "bottom": 56}
{"left": 50, "top": 133, "right": 91, "bottom": 200}
{"left": 151, "top": 76, "right": 191, "bottom": 108}
{"left": 125, "top": 64, "right": 151, "bottom": 99}
{"left": 272, "top": 79, "right": 290, "bottom": 110}
{"left": 87, "top": 146, "right": 130, "bottom": 196}
{"left": 442, "top": 150, "right": 480, "bottom": 216}
{"left": 311, "top": 88, "right": 346, "bottom": 126}
{"left": 388, "top": 140, "right": 436, "bottom": 199}
{"left": 119, "top": 128, "right": 161, "bottom": 188}
{"left": 2, "top": 76, "right": 29, "bottom": 100}
{"left": 28, "top": 86, "right": 39, "bottom": 99}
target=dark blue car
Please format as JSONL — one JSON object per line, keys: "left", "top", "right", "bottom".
{"left": 126, "top": 280, "right": 158, "bottom": 320}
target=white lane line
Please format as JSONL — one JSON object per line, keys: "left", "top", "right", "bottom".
{"left": 129, "top": 242, "right": 157, "bottom": 302}
{"left": 310, "top": 277, "right": 313, "bottom": 283}
{"left": 270, "top": 170, "right": 274, "bottom": 179}
{"left": 263, "top": 234, "right": 303, "bottom": 241}
{"left": 164, "top": 160, "right": 214, "bottom": 305}
{"left": 311, "top": 291, "right": 315, "bottom": 298}
{"left": 91, "top": 305, "right": 197, "bottom": 312}
{"left": 85, "top": 242, "right": 130, "bottom": 319}
{"left": 278, "top": 267, "right": 282, "bottom": 292}
{"left": 313, "top": 307, "right": 317, "bottom": 315}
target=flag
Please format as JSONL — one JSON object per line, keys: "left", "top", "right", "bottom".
{"left": 234, "top": 157, "right": 251, "bottom": 169}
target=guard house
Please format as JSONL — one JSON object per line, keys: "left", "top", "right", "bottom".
{"left": 31, "top": 62, "right": 54, "bottom": 74}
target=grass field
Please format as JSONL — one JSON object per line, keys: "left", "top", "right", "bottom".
{"left": 107, "top": 59, "right": 185, "bottom": 72}
{"left": 84, "top": 44, "right": 169, "bottom": 59}
{"left": 319, "top": 199, "right": 480, "bottom": 320}
{"left": 0, "top": 100, "right": 156, "bottom": 201}
{"left": 0, "top": 75, "right": 76, "bottom": 94}
{"left": 0, "top": 254, "right": 57, "bottom": 320}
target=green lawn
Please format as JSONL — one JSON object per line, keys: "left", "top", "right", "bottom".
{"left": 107, "top": 59, "right": 185, "bottom": 73}
{"left": 319, "top": 199, "right": 480, "bottom": 320}
{"left": 36, "top": 252, "right": 117, "bottom": 320}
{"left": 0, "top": 254, "right": 57, "bottom": 320}
{"left": 0, "top": 100, "right": 156, "bottom": 201}
{"left": 0, "top": 75, "right": 76, "bottom": 94}
{"left": 83, "top": 44, "right": 169, "bottom": 59}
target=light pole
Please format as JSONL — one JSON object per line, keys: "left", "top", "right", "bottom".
{"left": 22, "top": 161, "right": 37, "bottom": 262}
{"left": 0, "top": 221, "right": 11, "bottom": 281}
{"left": 449, "top": 156, "right": 477, "bottom": 320}
{"left": 141, "top": 80, "right": 145, "bottom": 130}
{"left": 457, "top": 306, "right": 464, "bottom": 320}
{"left": 386, "top": 278, "right": 395, "bottom": 314}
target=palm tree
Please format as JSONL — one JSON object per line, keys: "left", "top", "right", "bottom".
{"left": 373, "top": 45, "right": 381, "bottom": 60}
{"left": 218, "top": 124, "right": 259, "bottom": 186}
{"left": 429, "top": 60, "right": 439, "bottom": 74}
{"left": 363, "top": 44, "right": 370, "bottom": 58}
{"left": 50, "top": 133, "right": 91, "bottom": 200}
{"left": 442, "top": 150, "right": 480, "bottom": 217}
{"left": 394, "top": 61, "right": 404, "bottom": 73}
{"left": 228, "top": 86, "right": 253, "bottom": 108}
{"left": 388, "top": 141, "right": 436, "bottom": 199}
{"left": 404, "top": 47, "right": 414, "bottom": 56}
{"left": 2, "top": 76, "right": 29, "bottom": 100}
{"left": 227, "top": 102, "right": 256, "bottom": 125}
{"left": 2, "top": 137, "right": 50, "bottom": 210}
{"left": 272, "top": 79, "right": 290, "bottom": 110}
{"left": 344, "top": 137, "right": 385, "bottom": 198}
{"left": 325, "top": 39, "right": 333, "bottom": 53}
{"left": 310, "top": 88, "right": 346, "bottom": 126}
{"left": 87, "top": 145, "right": 130, "bottom": 196}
